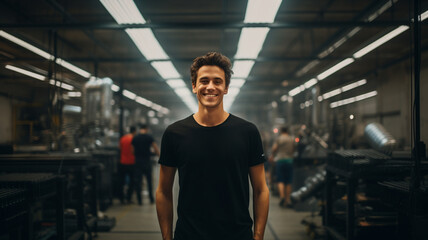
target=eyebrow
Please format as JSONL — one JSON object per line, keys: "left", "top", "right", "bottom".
{"left": 199, "top": 77, "right": 223, "bottom": 80}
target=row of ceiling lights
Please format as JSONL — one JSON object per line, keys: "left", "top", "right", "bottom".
{"left": 100, "top": 0, "right": 283, "bottom": 113}
{"left": 2, "top": 1, "right": 426, "bottom": 114}
{"left": 278, "top": 4, "right": 428, "bottom": 110}
{"left": 289, "top": 11, "right": 428, "bottom": 96}
{"left": 99, "top": 0, "right": 427, "bottom": 113}
{"left": 1, "top": 0, "right": 283, "bottom": 115}
{"left": 100, "top": 0, "right": 197, "bottom": 113}
{"left": 0, "top": 29, "right": 170, "bottom": 115}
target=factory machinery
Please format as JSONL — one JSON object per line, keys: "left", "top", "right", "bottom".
{"left": 0, "top": 78, "right": 120, "bottom": 240}
{"left": 291, "top": 123, "right": 428, "bottom": 240}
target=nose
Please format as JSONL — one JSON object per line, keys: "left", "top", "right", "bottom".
{"left": 207, "top": 80, "right": 215, "bottom": 90}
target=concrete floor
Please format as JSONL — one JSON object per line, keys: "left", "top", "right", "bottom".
{"left": 97, "top": 164, "right": 323, "bottom": 240}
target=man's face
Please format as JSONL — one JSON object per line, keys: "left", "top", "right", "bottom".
{"left": 192, "top": 65, "right": 228, "bottom": 110}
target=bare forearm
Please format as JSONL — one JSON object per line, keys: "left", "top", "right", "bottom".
{"left": 156, "top": 191, "right": 174, "bottom": 240}
{"left": 253, "top": 189, "right": 269, "bottom": 240}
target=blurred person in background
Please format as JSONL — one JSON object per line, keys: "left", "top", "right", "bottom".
{"left": 119, "top": 126, "right": 136, "bottom": 204}
{"left": 131, "top": 124, "right": 160, "bottom": 205}
{"left": 269, "top": 126, "right": 295, "bottom": 208}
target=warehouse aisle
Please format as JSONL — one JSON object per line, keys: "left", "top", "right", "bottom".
{"left": 97, "top": 164, "right": 321, "bottom": 240}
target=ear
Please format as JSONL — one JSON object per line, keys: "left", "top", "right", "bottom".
{"left": 224, "top": 86, "right": 228, "bottom": 95}
{"left": 192, "top": 83, "right": 197, "bottom": 94}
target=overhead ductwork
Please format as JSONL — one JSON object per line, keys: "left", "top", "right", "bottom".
{"left": 291, "top": 170, "right": 326, "bottom": 204}
{"left": 364, "top": 123, "right": 397, "bottom": 154}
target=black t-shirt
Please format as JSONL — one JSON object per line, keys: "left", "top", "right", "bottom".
{"left": 159, "top": 114, "right": 266, "bottom": 240}
{"left": 132, "top": 133, "right": 154, "bottom": 166}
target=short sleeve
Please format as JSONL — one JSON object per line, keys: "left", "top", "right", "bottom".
{"left": 158, "top": 126, "right": 178, "bottom": 167}
{"left": 248, "top": 124, "right": 267, "bottom": 167}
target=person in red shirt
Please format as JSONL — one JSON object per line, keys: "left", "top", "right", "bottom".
{"left": 119, "top": 126, "right": 136, "bottom": 204}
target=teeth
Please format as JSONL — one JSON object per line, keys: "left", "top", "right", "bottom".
{"left": 205, "top": 94, "right": 216, "bottom": 97}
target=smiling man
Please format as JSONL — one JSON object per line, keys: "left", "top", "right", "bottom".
{"left": 156, "top": 52, "right": 269, "bottom": 240}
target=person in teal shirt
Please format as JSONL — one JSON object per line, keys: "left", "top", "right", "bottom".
{"left": 270, "top": 127, "right": 295, "bottom": 207}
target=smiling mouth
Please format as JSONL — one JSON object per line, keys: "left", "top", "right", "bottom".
{"left": 203, "top": 94, "right": 218, "bottom": 97}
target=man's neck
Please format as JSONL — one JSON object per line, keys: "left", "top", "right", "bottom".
{"left": 193, "top": 107, "right": 229, "bottom": 127}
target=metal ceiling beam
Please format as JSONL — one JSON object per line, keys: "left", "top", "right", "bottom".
{"left": 0, "top": 56, "right": 346, "bottom": 63}
{"left": 44, "top": 0, "right": 114, "bottom": 57}
{"left": 289, "top": 0, "right": 406, "bottom": 80}
{"left": 0, "top": 20, "right": 412, "bottom": 30}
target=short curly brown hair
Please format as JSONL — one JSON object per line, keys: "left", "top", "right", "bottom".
{"left": 190, "top": 52, "right": 233, "bottom": 88}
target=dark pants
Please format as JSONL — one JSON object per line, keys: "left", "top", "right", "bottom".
{"left": 134, "top": 164, "right": 154, "bottom": 204}
{"left": 118, "top": 164, "right": 135, "bottom": 202}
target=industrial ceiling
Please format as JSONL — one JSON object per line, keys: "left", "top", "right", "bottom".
{"left": 0, "top": 0, "right": 426, "bottom": 121}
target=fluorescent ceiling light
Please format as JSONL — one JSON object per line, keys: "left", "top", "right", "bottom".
{"left": 367, "top": 0, "right": 396, "bottom": 22}
{"left": 0, "top": 31, "right": 53, "bottom": 60}
{"left": 322, "top": 88, "right": 341, "bottom": 100}
{"left": 322, "top": 79, "right": 367, "bottom": 100}
{"left": 151, "top": 61, "right": 181, "bottom": 79}
{"left": 5, "top": 65, "right": 46, "bottom": 81}
{"left": 126, "top": 29, "right": 169, "bottom": 60}
{"left": 211, "top": 0, "right": 282, "bottom": 111}
{"left": 317, "top": 58, "right": 354, "bottom": 80}
{"left": 227, "top": 87, "right": 241, "bottom": 98}
{"left": 174, "top": 87, "right": 193, "bottom": 97}
{"left": 160, "top": 108, "right": 170, "bottom": 115}
{"left": 61, "top": 82, "right": 74, "bottom": 91}
{"left": 328, "top": 1, "right": 397, "bottom": 58}
{"left": 296, "top": 60, "right": 320, "bottom": 77}
{"left": 67, "top": 92, "right": 81, "bottom": 97}
{"left": 223, "top": 88, "right": 241, "bottom": 113}
{"left": 289, "top": 86, "right": 302, "bottom": 97}
{"left": 353, "top": 26, "right": 409, "bottom": 59}
{"left": 295, "top": 1, "right": 396, "bottom": 79}
{"left": 232, "top": 60, "right": 255, "bottom": 78}
{"left": 422, "top": 10, "right": 428, "bottom": 21}
{"left": 123, "top": 89, "right": 137, "bottom": 99}
{"left": 230, "top": 78, "right": 246, "bottom": 88}
{"left": 151, "top": 103, "right": 162, "bottom": 112}
{"left": 55, "top": 58, "right": 91, "bottom": 78}
{"left": 50, "top": 80, "right": 74, "bottom": 90}
{"left": 244, "top": 0, "right": 282, "bottom": 23}
{"left": 111, "top": 84, "right": 120, "bottom": 92}
{"left": 235, "top": 28, "right": 270, "bottom": 59}
{"left": 330, "top": 90, "right": 377, "bottom": 108}
{"left": 166, "top": 79, "right": 187, "bottom": 89}
{"left": 174, "top": 86, "right": 198, "bottom": 113}
{"left": 100, "top": 0, "right": 146, "bottom": 24}
{"left": 318, "top": 36, "right": 348, "bottom": 59}
{"left": 355, "top": 90, "right": 377, "bottom": 101}
{"left": 153, "top": 105, "right": 170, "bottom": 115}
{"left": 304, "top": 78, "right": 317, "bottom": 89}
{"left": 0, "top": 31, "right": 91, "bottom": 79}
{"left": 341, "top": 79, "right": 366, "bottom": 92}
{"left": 135, "top": 96, "right": 153, "bottom": 107}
